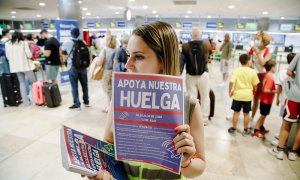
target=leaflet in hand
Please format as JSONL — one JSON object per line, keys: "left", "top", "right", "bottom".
{"left": 60, "top": 125, "right": 127, "bottom": 179}
{"left": 113, "top": 72, "right": 184, "bottom": 174}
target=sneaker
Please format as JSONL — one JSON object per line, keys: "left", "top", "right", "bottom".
{"left": 260, "top": 126, "right": 270, "bottom": 134}
{"left": 228, "top": 127, "right": 236, "bottom": 135}
{"left": 242, "top": 129, "right": 251, "bottom": 136}
{"left": 274, "top": 133, "right": 280, "bottom": 140}
{"left": 269, "top": 147, "right": 284, "bottom": 160}
{"left": 84, "top": 103, "right": 90, "bottom": 107}
{"left": 69, "top": 105, "right": 81, "bottom": 110}
{"left": 252, "top": 131, "right": 266, "bottom": 140}
{"left": 204, "top": 119, "right": 210, "bottom": 126}
{"left": 271, "top": 139, "right": 279, "bottom": 146}
{"left": 288, "top": 151, "right": 297, "bottom": 161}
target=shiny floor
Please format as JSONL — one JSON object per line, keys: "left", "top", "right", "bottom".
{"left": 0, "top": 61, "right": 299, "bottom": 180}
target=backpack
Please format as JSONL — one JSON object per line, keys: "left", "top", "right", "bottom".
{"left": 29, "top": 43, "right": 41, "bottom": 60}
{"left": 114, "top": 47, "right": 127, "bottom": 72}
{"left": 71, "top": 40, "right": 90, "bottom": 69}
{"left": 183, "top": 41, "right": 206, "bottom": 76}
{"left": 0, "top": 41, "right": 6, "bottom": 57}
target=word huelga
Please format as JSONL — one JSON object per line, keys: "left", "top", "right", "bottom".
{"left": 117, "top": 79, "right": 182, "bottom": 91}
{"left": 120, "top": 91, "right": 180, "bottom": 110}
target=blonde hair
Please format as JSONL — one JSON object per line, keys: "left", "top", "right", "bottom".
{"left": 106, "top": 35, "right": 117, "bottom": 49}
{"left": 257, "top": 31, "right": 271, "bottom": 46}
{"left": 132, "top": 21, "right": 180, "bottom": 76}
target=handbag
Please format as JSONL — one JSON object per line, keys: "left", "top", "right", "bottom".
{"left": 92, "top": 66, "right": 104, "bottom": 80}
{"left": 88, "top": 48, "right": 106, "bottom": 80}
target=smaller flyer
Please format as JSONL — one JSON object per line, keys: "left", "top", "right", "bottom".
{"left": 113, "top": 72, "right": 184, "bottom": 174}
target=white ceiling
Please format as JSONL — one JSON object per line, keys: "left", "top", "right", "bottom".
{"left": 0, "top": 0, "right": 300, "bottom": 20}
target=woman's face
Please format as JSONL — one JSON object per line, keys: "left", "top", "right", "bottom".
{"left": 125, "top": 35, "right": 163, "bottom": 74}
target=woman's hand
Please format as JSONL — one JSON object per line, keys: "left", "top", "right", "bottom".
{"left": 81, "top": 170, "right": 113, "bottom": 180}
{"left": 173, "top": 125, "right": 196, "bottom": 167}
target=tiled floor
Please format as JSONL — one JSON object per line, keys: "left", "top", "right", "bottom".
{"left": 0, "top": 61, "right": 299, "bottom": 180}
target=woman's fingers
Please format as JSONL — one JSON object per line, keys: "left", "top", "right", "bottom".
{"left": 174, "top": 124, "right": 190, "bottom": 134}
{"left": 174, "top": 138, "right": 194, "bottom": 150}
{"left": 173, "top": 132, "right": 193, "bottom": 144}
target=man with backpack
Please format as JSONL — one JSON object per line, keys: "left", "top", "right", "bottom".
{"left": 113, "top": 35, "right": 129, "bottom": 72}
{"left": 0, "top": 29, "right": 10, "bottom": 74}
{"left": 61, "top": 27, "right": 90, "bottom": 110}
{"left": 181, "top": 28, "right": 212, "bottom": 125}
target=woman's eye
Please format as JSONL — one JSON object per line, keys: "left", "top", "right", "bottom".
{"left": 135, "top": 55, "right": 144, "bottom": 61}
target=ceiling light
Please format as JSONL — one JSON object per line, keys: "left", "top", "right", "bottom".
{"left": 281, "top": 17, "right": 284, "bottom": 20}
{"left": 39, "top": 2, "right": 46, "bottom": 6}
{"left": 82, "top": 7, "right": 88, "bottom": 11}
{"left": 187, "top": 10, "right": 192, "bottom": 14}
{"left": 11, "top": 16, "right": 16, "bottom": 19}
{"left": 78, "top": 1, "right": 82, "bottom": 4}
{"left": 86, "top": 12, "right": 91, "bottom": 15}
{"left": 207, "top": 15, "right": 211, "bottom": 18}
{"left": 152, "top": 10, "right": 157, "bottom": 14}
{"left": 96, "top": 16, "right": 100, "bottom": 19}
{"left": 262, "top": 11, "right": 268, "bottom": 15}
{"left": 11, "top": 11, "right": 16, "bottom": 14}
{"left": 129, "top": 0, "right": 135, "bottom": 1}
{"left": 57, "top": 17, "right": 60, "bottom": 20}
{"left": 185, "top": 15, "right": 189, "bottom": 18}
{"left": 36, "top": 14, "right": 41, "bottom": 17}
{"left": 142, "top": 5, "right": 148, "bottom": 9}
{"left": 228, "top": 5, "right": 234, "bottom": 9}
{"left": 115, "top": 11, "right": 120, "bottom": 14}
{"left": 155, "top": 15, "right": 159, "bottom": 18}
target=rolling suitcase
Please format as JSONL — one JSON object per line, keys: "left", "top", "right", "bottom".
{"left": 0, "top": 73, "right": 22, "bottom": 107}
{"left": 32, "top": 81, "right": 45, "bottom": 105}
{"left": 44, "top": 82, "right": 61, "bottom": 107}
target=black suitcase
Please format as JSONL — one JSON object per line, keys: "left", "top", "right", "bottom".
{"left": 44, "top": 82, "right": 61, "bottom": 107}
{"left": 198, "top": 89, "right": 215, "bottom": 120}
{"left": 0, "top": 73, "right": 22, "bottom": 107}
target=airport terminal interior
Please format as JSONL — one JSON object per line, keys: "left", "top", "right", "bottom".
{"left": 0, "top": 0, "right": 300, "bottom": 179}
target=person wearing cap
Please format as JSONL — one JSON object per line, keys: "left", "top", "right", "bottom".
{"left": 61, "top": 27, "right": 89, "bottom": 110}
{"left": 43, "top": 29, "right": 61, "bottom": 83}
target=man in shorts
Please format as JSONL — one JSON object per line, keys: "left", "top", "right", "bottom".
{"left": 270, "top": 53, "right": 300, "bottom": 161}
{"left": 219, "top": 33, "right": 233, "bottom": 85}
{"left": 43, "top": 30, "right": 61, "bottom": 83}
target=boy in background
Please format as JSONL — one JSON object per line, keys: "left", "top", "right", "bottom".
{"left": 228, "top": 54, "right": 259, "bottom": 135}
{"left": 252, "top": 60, "right": 277, "bottom": 139}
{"left": 271, "top": 53, "right": 295, "bottom": 146}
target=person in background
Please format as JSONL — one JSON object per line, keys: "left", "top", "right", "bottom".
{"left": 0, "top": 29, "right": 11, "bottom": 74}
{"left": 271, "top": 53, "right": 296, "bottom": 146}
{"left": 228, "top": 54, "right": 259, "bottom": 136}
{"left": 61, "top": 28, "right": 89, "bottom": 110}
{"left": 43, "top": 29, "right": 61, "bottom": 83}
{"left": 270, "top": 53, "right": 300, "bottom": 161}
{"left": 113, "top": 35, "right": 129, "bottom": 72}
{"left": 249, "top": 31, "right": 272, "bottom": 128}
{"left": 219, "top": 33, "right": 233, "bottom": 85}
{"left": 252, "top": 60, "right": 277, "bottom": 139}
{"left": 96, "top": 35, "right": 117, "bottom": 113}
{"left": 87, "top": 21, "right": 206, "bottom": 180}
{"left": 5, "top": 31, "right": 36, "bottom": 105}
{"left": 36, "top": 29, "right": 48, "bottom": 47}
{"left": 181, "top": 28, "right": 212, "bottom": 126}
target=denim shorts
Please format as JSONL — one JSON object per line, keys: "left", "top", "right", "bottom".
{"left": 45, "top": 65, "right": 59, "bottom": 80}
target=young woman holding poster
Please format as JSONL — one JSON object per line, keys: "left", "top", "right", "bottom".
{"left": 86, "top": 21, "right": 206, "bottom": 180}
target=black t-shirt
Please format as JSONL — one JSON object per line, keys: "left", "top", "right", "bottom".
{"left": 36, "top": 38, "right": 47, "bottom": 46}
{"left": 44, "top": 37, "right": 60, "bottom": 65}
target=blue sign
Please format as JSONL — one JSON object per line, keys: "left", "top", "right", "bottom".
{"left": 117, "top": 21, "right": 126, "bottom": 28}
{"left": 206, "top": 22, "right": 217, "bottom": 28}
{"left": 60, "top": 71, "right": 70, "bottom": 84}
{"left": 182, "top": 22, "right": 192, "bottom": 28}
{"left": 55, "top": 20, "right": 78, "bottom": 43}
{"left": 42, "top": 23, "right": 49, "bottom": 29}
{"left": 87, "top": 22, "right": 95, "bottom": 28}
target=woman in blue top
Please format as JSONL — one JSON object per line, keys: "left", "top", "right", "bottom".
{"left": 88, "top": 21, "right": 206, "bottom": 179}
